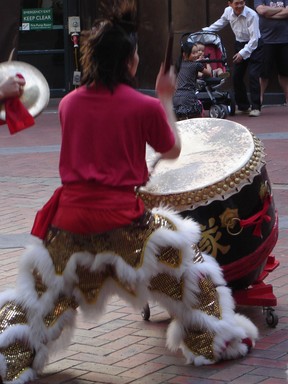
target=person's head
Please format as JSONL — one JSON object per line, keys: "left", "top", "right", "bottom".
{"left": 80, "top": 4, "right": 138, "bottom": 92}
{"left": 228, "top": 0, "right": 245, "bottom": 16}
{"left": 197, "top": 43, "right": 205, "bottom": 58}
{"left": 181, "top": 41, "right": 199, "bottom": 62}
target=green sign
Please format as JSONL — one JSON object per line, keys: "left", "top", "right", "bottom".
{"left": 22, "top": 8, "right": 53, "bottom": 31}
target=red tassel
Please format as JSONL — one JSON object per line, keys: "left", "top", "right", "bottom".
{"left": 239, "top": 195, "right": 272, "bottom": 238}
{"left": 3, "top": 73, "right": 35, "bottom": 135}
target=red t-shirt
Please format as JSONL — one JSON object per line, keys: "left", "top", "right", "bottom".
{"left": 31, "top": 84, "right": 176, "bottom": 236}
{"left": 59, "top": 84, "right": 175, "bottom": 187}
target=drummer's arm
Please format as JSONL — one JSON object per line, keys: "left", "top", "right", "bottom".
{"left": 156, "top": 64, "right": 181, "bottom": 159}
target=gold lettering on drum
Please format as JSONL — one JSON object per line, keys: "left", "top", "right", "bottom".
{"left": 220, "top": 208, "right": 243, "bottom": 236}
{"left": 219, "top": 208, "right": 239, "bottom": 229}
{"left": 198, "top": 218, "right": 230, "bottom": 258}
{"left": 260, "top": 181, "right": 270, "bottom": 201}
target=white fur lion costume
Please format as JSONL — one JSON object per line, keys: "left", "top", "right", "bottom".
{"left": 0, "top": 208, "right": 258, "bottom": 383}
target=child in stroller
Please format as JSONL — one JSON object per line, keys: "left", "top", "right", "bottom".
{"left": 197, "top": 42, "right": 229, "bottom": 79}
{"left": 181, "top": 31, "right": 235, "bottom": 118}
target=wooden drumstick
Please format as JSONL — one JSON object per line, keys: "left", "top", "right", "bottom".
{"left": 148, "top": 155, "right": 162, "bottom": 181}
{"left": 164, "top": 22, "right": 174, "bottom": 73}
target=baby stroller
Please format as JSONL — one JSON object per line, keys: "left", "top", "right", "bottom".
{"left": 181, "top": 31, "right": 235, "bottom": 119}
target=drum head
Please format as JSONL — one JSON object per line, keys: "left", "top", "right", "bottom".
{"left": 0, "top": 61, "right": 50, "bottom": 120}
{"left": 140, "top": 118, "right": 264, "bottom": 210}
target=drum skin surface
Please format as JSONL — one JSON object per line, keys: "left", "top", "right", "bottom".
{"left": 140, "top": 118, "right": 278, "bottom": 289}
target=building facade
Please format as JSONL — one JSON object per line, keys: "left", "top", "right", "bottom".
{"left": 0, "top": 0, "right": 283, "bottom": 102}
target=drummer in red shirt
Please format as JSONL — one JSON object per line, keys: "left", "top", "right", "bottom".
{"left": 0, "top": 3, "right": 258, "bottom": 383}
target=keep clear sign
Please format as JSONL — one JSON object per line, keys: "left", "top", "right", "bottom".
{"left": 22, "top": 8, "right": 53, "bottom": 31}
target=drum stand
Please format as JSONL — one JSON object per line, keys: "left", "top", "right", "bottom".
{"left": 141, "top": 254, "right": 280, "bottom": 328}
{"left": 232, "top": 254, "right": 279, "bottom": 327}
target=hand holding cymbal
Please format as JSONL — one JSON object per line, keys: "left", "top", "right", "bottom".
{"left": 0, "top": 61, "right": 50, "bottom": 121}
{"left": 0, "top": 75, "right": 26, "bottom": 100}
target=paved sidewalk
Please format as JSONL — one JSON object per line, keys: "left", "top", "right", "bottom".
{"left": 0, "top": 101, "right": 287, "bottom": 384}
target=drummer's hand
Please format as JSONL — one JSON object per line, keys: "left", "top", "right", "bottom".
{"left": 155, "top": 64, "right": 176, "bottom": 100}
{"left": 0, "top": 76, "right": 26, "bottom": 101}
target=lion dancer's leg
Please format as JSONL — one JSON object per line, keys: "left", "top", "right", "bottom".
{"left": 142, "top": 208, "right": 258, "bottom": 365}
{"left": 0, "top": 236, "right": 79, "bottom": 384}
{"left": 0, "top": 207, "right": 259, "bottom": 382}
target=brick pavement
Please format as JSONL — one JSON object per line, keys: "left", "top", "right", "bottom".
{"left": 0, "top": 101, "right": 287, "bottom": 384}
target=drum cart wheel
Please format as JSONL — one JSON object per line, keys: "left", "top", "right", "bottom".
{"left": 232, "top": 255, "right": 279, "bottom": 328}
{"left": 140, "top": 258, "right": 280, "bottom": 327}
{"left": 140, "top": 303, "right": 279, "bottom": 327}
{"left": 141, "top": 303, "right": 150, "bottom": 321}
{"left": 264, "top": 307, "right": 278, "bottom": 328}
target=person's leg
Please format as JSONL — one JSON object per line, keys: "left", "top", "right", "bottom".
{"left": 135, "top": 208, "right": 258, "bottom": 365}
{"left": 276, "top": 43, "right": 288, "bottom": 104}
{"left": 233, "top": 60, "right": 250, "bottom": 110}
{"left": 0, "top": 236, "right": 79, "bottom": 383}
{"left": 260, "top": 44, "right": 275, "bottom": 104}
{"left": 248, "top": 42, "right": 263, "bottom": 112}
{"left": 233, "top": 42, "right": 250, "bottom": 111}
{"left": 278, "top": 75, "right": 288, "bottom": 104}
{"left": 260, "top": 78, "right": 269, "bottom": 104}
{"left": 65, "top": 208, "right": 258, "bottom": 366}
{"left": 0, "top": 210, "right": 259, "bottom": 383}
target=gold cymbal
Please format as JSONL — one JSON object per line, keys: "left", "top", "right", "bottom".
{"left": 0, "top": 61, "right": 50, "bottom": 120}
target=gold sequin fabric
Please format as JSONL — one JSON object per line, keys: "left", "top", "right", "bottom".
{"left": 184, "top": 328, "right": 215, "bottom": 361}
{"left": 149, "top": 273, "right": 184, "bottom": 301}
{"left": 193, "top": 277, "right": 221, "bottom": 319}
{"left": 45, "top": 211, "right": 180, "bottom": 275}
{"left": 0, "top": 342, "right": 35, "bottom": 382}
{"left": 192, "top": 244, "right": 204, "bottom": 264}
{"left": 0, "top": 302, "right": 34, "bottom": 381}
{"left": 44, "top": 296, "right": 78, "bottom": 327}
{"left": 185, "top": 250, "right": 221, "bottom": 361}
{"left": 33, "top": 269, "right": 47, "bottom": 298}
{"left": 0, "top": 302, "right": 27, "bottom": 334}
{"left": 76, "top": 264, "right": 136, "bottom": 304}
{"left": 148, "top": 243, "right": 220, "bottom": 362}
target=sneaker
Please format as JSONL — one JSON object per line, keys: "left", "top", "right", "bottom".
{"left": 235, "top": 108, "right": 251, "bottom": 115}
{"left": 249, "top": 109, "right": 261, "bottom": 117}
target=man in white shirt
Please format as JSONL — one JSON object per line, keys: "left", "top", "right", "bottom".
{"left": 203, "top": 0, "right": 263, "bottom": 117}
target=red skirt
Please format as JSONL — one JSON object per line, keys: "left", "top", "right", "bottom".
{"left": 31, "top": 183, "right": 145, "bottom": 239}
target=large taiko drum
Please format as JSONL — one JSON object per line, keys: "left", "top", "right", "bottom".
{"left": 139, "top": 118, "right": 278, "bottom": 290}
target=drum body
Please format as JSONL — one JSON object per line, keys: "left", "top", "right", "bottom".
{"left": 140, "top": 118, "right": 278, "bottom": 290}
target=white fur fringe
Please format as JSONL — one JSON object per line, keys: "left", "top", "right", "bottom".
{"left": 0, "top": 207, "right": 258, "bottom": 383}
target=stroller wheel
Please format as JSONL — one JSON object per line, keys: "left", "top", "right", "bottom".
{"left": 219, "top": 104, "right": 228, "bottom": 118}
{"left": 209, "top": 104, "right": 225, "bottom": 119}
{"left": 227, "top": 92, "right": 236, "bottom": 116}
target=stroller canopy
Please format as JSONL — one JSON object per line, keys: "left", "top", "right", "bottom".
{"left": 181, "top": 31, "right": 227, "bottom": 61}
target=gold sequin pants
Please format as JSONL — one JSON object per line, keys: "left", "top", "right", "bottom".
{"left": 0, "top": 209, "right": 257, "bottom": 383}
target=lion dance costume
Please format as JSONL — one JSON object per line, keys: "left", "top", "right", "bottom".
{"left": 0, "top": 206, "right": 258, "bottom": 383}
